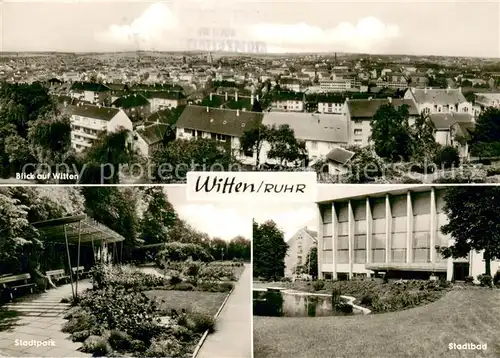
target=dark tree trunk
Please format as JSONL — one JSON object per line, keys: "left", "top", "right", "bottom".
{"left": 484, "top": 251, "right": 491, "bottom": 276}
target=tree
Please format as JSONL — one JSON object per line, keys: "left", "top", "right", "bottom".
{"left": 410, "top": 114, "right": 439, "bottom": 164}
{"left": 81, "top": 187, "right": 140, "bottom": 250}
{"left": 370, "top": 104, "right": 412, "bottom": 161}
{"left": 434, "top": 146, "right": 460, "bottom": 169}
{"left": 78, "top": 128, "right": 133, "bottom": 184}
{"left": 208, "top": 238, "right": 228, "bottom": 261}
{"left": 344, "top": 146, "right": 385, "bottom": 183}
{"left": 227, "top": 236, "right": 251, "bottom": 261}
{"left": 152, "top": 138, "right": 235, "bottom": 183}
{"left": 265, "top": 124, "right": 307, "bottom": 167}
{"left": 240, "top": 124, "right": 268, "bottom": 167}
{"left": 438, "top": 186, "right": 500, "bottom": 276}
{"left": 471, "top": 107, "right": 500, "bottom": 157}
{"left": 253, "top": 220, "right": 288, "bottom": 280}
{"left": 138, "top": 187, "right": 177, "bottom": 246}
{"left": 27, "top": 112, "right": 73, "bottom": 166}
{"left": 296, "top": 246, "right": 318, "bottom": 279}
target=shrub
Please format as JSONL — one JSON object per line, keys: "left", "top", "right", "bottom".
{"left": 171, "top": 283, "right": 195, "bottom": 291}
{"left": 360, "top": 293, "right": 375, "bottom": 306}
{"left": 71, "top": 330, "right": 90, "bottom": 342}
{"left": 336, "top": 302, "right": 353, "bottom": 314}
{"left": 434, "top": 146, "right": 460, "bottom": 169}
{"left": 478, "top": 274, "right": 493, "bottom": 287}
{"left": 170, "top": 275, "right": 182, "bottom": 285}
{"left": 494, "top": 270, "right": 500, "bottom": 286}
{"left": 144, "top": 337, "right": 183, "bottom": 357}
{"left": 90, "top": 264, "right": 165, "bottom": 290}
{"left": 313, "top": 280, "right": 325, "bottom": 291}
{"left": 181, "top": 312, "right": 216, "bottom": 333}
{"left": 62, "top": 309, "right": 96, "bottom": 334}
{"left": 156, "top": 243, "right": 214, "bottom": 263}
{"left": 108, "top": 330, "right": 131, "bottom": 351}
{"left": 331, "top": 288, "right": 341, "bottom": 307}
{"left": 464, "top": 276, "right": 474, "bottom": 284}
{"left": 82, "top": 336, "right": 111, "bottom": 356}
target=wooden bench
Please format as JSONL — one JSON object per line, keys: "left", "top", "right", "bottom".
{"left": 0, "top": 273, "right": 36, "bottom": 301}
{"left": 46, "top": 269, "right": 70, "bottom": 285}
{"left": 71, "top": 266, "right": 90, "bottom": 279}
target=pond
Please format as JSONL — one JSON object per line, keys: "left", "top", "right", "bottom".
{"left": 253, "top": 289, "right": 363, "bottom": 317}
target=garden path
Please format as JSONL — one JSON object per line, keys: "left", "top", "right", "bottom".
{"left": 0, "top": 280, "right": 92, "bottom": 357}
{"left": 197, "top": 263, "right": 252, "bottom": 358}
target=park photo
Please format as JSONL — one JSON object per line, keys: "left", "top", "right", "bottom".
{"left": 253, "top": 184, "right": 500, "bottom": 358}
{"left": 0, "top": 185, "right": 252, "bottom": 358}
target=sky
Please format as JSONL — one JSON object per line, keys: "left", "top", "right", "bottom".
{"left": 1, "top": 0, "right": 499, "bottom": 57}
{"left": 164, "top": 185, "right": 252, "bottom": 241}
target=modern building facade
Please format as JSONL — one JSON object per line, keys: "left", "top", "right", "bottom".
{"left": 317, "top": 186, "right": 500, "bottom": 281}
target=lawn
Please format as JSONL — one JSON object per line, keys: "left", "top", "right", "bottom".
{"left": 144, "top": 290, "right": 228, "bottom": 316}
{"left": 254, "top": 288, "right": 500, "bottom": 358}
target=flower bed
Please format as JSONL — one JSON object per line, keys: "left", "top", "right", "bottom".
{"left": 63, "top": 264, "right": 223, "bottom": 357}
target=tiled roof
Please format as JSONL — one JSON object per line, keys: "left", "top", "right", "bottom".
{"left": 146, "top": 109, "right": 171, "bottom": 124}
{"left": 67, "top": 104, "right": 120, "bottom": 121}
{"left": 176, "top": 105, "right": 264, "bottom": 137}
{"left": 429, "top": 112, "right": 474, "bottom": 130}
{"left": 411, "top": 88, "right": 467, "bottom": 105}
{"left": 112, "top": 93, "right": 150, "bottom": 108}
{"left": 70, "top": 82, "right": 110, "bottom": 92}
{"left": 452, "top": 122, "right": 475, "bottom": 141}
{"left": 347, "top": 99, "right": 419, "bottom": 118}
{"left": 136, "top": 123, "right": 169, "bottom": 145}
{"left": 262, "top": 112, "right": 348, "bottom": 143}
{"left": 326, "top": 147, "right": 355, "bottom": 164}
{"left": 200, "top": 94, "right": 257, "bottom": 111}
{"left": 305, "top": 229, "right": 318, "bottom": 239}
{"left": 306, "top": 93, "right": 345, "bottom": 103}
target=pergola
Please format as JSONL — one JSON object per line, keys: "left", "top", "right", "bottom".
{"left": 32, "top": 215, "right": 125, "bottom": 300}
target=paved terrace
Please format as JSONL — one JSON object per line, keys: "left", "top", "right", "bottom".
{"left": 197, "top": 263, "right": 252, "bottom": 358}
{"left": 0, "top": 281, "right": 92, "bottom": 357}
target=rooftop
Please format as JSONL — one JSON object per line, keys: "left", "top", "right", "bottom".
{"left": 429, "top": 112, "right": 474, "bottom": 130}
{"left": 68, "top": 103, "right": 120, "bottom": 121}
{"left": 176, "top": 105, "right": 264, "bottom": 137}
{"left": 136, "top": 123, "right": 169, "bottom": 145}
{"left": 347, "top": 98, "right": 419, "bottom": 118}
{"left": 410, "top": 88, "right": 467, "bottom": 105}
{"left": 262, "top": 112, "right": 348, "bottom": 143}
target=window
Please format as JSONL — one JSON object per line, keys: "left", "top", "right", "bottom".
{"left": 354, "top": 129, "right": 362, "bottom": 135}
{"left": 354, "top": 139, "right": 362, "bottom": 144}
{"left": 354, "top": 120, "right": 362, "bottom": 124}
{"left": 184, "top": 128, "right": 192, "bottom": 134}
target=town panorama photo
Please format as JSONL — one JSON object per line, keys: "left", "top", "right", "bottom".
{"left": 0, "top": 0, "right": 499, "bottom": 184}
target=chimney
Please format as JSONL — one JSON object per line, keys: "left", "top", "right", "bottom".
{"left": 235, "top": 91, "right": 238, "bottom": 101}
{"left": 387, "top": 97, "right": 392, "bottom": 103}
{"left": 225, "top": 92, "right": 228, "bottom": 101}
{"left": 210, "top": 92, "right": 213, "bottom": 101}
{"left": 251, "top": 94, "right": 254, "bottom": 105}
{"left": 236, "top": 109, "right": 240, "bottom": 116}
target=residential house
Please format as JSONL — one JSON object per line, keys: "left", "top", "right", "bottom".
{"left": 144, "top": 91, "right": 187, "bottom": 112}
{"left": 404, "top": 87, "right": 472, "bottom": 115}
{"left": 175, "top": 105, "right": 264, "bottom": 165}
{"left": 345, "top": 97, "right": 419, "bottom": 146}
{"left": 280, "top": 77, "right": 302, "bottom": 92}
{"left": 201, "top": 92, "right": 261, "bottom": 112}
{"left": 450, "top": 121, "right": 475, "bottom": 159}
{"left": 67, "top": 103, "right": 133, "bottom": 152}
{"left": 70, "top": 82, "right": 111, "bottom": 105}
{"left": 429, "top": 112, "right": 475, "bottom": 151}
{"left": 260, "top": 112, "right": 348, "bottom": 165}
{"left": 316, "top": 186, "right": 500, "bottom": 280}
{"left": 474, "top": 93, "right": 500, "bottom": 111}
{"left": 135, "top": 123, "right": 170, "bottom": 158}
{"left": 112, "top": 93, "right": 151, "bottom": 124}
{"left": 284, "top": 227, "right": 318, "bottom": 278}
{"left": 271, "top": 91, "right": 305, "bottom": 112}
